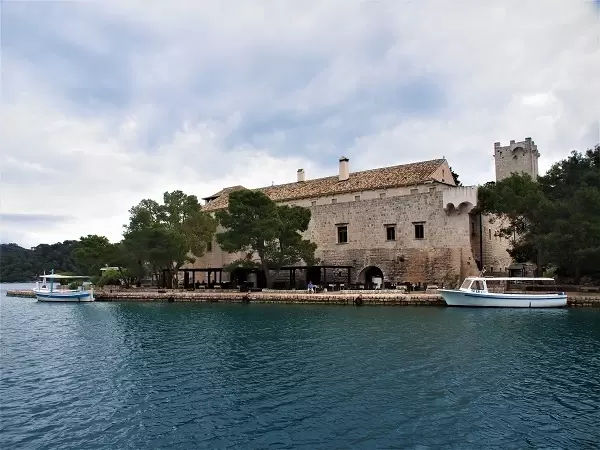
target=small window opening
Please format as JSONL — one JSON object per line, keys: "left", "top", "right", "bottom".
{"left": 337, "top": 225, "right": 348, "bottom": 243}
{"left": 414, "top": 222, "right": 425, "bottom": 239}
{"left": 379, "top": 192, "right": 386, "bottom": 199}
{"left": 355, "top": 195, "right": 360, "bottom": 201}
{"left": 386, "top": 225, "right": 396, "bottom": 241}
{"left": 311, "top": 201, "right": 316, "bottom": 207}
{"left": 332, "top": 198, "right": 337, "bottom": 204}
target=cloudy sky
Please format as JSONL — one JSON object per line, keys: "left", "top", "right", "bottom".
{"left": 1, "top": 0, "right": 599, "bottom": 247}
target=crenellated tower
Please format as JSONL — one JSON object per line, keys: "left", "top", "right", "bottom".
{"left": 494, "top": 137, "right": 540, "bottom": 181}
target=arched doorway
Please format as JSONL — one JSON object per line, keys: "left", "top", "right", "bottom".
{"left": 230, "top": 268, "right": 248, "bottom": 286}
{"left": 359, "top": 266, "right": 384, "bottom": 289}
{"left": 306, "top": 266, "right": 322, "bottom": 285}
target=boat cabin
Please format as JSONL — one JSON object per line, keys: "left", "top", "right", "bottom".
{"left": 459, "top": 277, "right": 561, "bottom": 294}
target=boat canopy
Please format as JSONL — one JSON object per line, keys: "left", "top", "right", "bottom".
{"left": 466, "top": 277, "right": 555, "bottom": 282}
{"left": 39, "top": 274, "right": 91, "bottom": 279}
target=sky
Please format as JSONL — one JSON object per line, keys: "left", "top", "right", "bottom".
{"left": 1, "top": 0, "right": 599, "bottom": 248}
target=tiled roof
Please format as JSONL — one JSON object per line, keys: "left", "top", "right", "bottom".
{"left": 202, "top": 185, "right": 245, "bottom": 201}
{"left": 202, "top": 158, "right": 446, "bottom": 211}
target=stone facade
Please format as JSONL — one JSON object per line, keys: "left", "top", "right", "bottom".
{"left": 494, "top": 137, "right": 540, "bottom": 181}
{"left": 300, "top": 186, "right": 478, "bottom": 287}
{"left": 185, "top": 141, "right": 542, "bottom": 288}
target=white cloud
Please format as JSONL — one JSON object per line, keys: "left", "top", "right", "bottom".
{"left": 1, "top": 0, "right": 598, "bottom": 247}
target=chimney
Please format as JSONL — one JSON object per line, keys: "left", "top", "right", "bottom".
{"left": 339, "top": 156, "right": 349, "bottom": 181}
{"left": 297, "top": 168, "right": 305, "bottom": 182}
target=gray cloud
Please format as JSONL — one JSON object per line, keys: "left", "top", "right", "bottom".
{"left": 1, "top": 0, "right": 598, "bottom": 247}
{"left": 0, "top": 213, "right": 72, "bottom": 225}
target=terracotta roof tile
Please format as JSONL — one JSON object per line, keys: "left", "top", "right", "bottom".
{"left": 202, "top": 158, "right": 446, "bottom": 211}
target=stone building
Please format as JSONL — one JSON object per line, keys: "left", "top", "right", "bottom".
{"left": 494, "top": 137, "right": 539, "bottom": 181}
{"left": 183, "top": 139, "right": 539, "bottom": 289}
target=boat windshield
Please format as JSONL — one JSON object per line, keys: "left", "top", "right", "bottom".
{"left": 460, "top": 279, "right": 472, "bottom": 289}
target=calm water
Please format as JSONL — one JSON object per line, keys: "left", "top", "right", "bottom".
{"left": 1, "top": 283, "right": 600, "bottom": 448}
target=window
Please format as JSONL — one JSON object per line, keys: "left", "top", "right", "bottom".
{"left": 379, "top": 192, "right": 386, "bottom": 199}
{"left": 489, "top": 229, "right": 492, "bottom": 240}
{"left": 429, "top": 187, "right": 436, "bottom": 193}
{"left": 207, "top": 240, "right": 213, "bottom": 252}
{"left": 355, "top": 195, "right": 360, "bottom": 201}
{"left": 337, "top": 225, "right": 348, "bottom": 243}
{"left": 332, "top": 198, "right": 337, "bottom": 204}
{"left": 410, "top": 188, "right": 418, "bottom": 194}
{"left": 414, "top": 222, "right": 425, "bottom": 239}
{"left": 386, "top": 225, "right": 396, "bottom": 241}
{"left": 311, "top": 201, "right": 316, "bottom": 207}
{"left": 471, "top": 220, "right": 477, "bottom": 236}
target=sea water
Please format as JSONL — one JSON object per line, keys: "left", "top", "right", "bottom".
{"left": 1, "top": 283, "right": 599, "bottom": 448}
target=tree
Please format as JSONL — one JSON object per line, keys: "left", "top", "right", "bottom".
{"left": 450, "top": 166, "right": 462, "bottom": 186}
{"left": 0, "top": 240, "right": 81, "bottom": 282}
{"left": 73, "top": 235, "right": 119, "bottom": 276}
{"left": 477, "top": 145, "right": 600, "bottom": 281}
{"left": 216, "top": 190, "right": 317, "bottom": 287}
{"left": 122, "top": 190, "right": 217, "bottom": 286}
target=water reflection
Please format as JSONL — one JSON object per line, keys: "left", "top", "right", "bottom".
{"left": 1, "top": 288, "right": 599, "bottom": 448}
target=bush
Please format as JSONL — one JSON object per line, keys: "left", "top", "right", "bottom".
{"left": 97, "top": 269, "right": 122, "bottom": 287}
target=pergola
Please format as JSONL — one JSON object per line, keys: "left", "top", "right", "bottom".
{"left": 279, "top": 265, "right": 354, "bottom": 288}
{"left": 161, "top": 267, "right": 224, "bottom": 288}
{"left": 167, "top": 264, "right": 354, "bottom": 289}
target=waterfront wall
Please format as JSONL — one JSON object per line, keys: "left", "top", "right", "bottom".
{"left": 6, "top": 289, "right": 600, "bottom": 307}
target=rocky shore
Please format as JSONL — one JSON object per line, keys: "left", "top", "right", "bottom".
{"left": 5, "top": 288, "right": 600, "bottom": 307}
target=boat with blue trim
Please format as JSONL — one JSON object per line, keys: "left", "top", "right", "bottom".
{"left": 33, "top": 272, "right": 94, "bottom": 302}
{"left": 440, "top": 277, "right": 566, "bottom": 308}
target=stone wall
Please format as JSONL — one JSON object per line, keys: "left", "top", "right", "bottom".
{"left": 189, "top": 183, "right": 512, "bottom": 287}
{"left": 304, "top": 187, "right": 479, "bottom": 286}
{"left": 494, "top": 138, "right": 540, "bottom": 181}
{"left": 469, "top": 213, "right": 513, "bottom": 274}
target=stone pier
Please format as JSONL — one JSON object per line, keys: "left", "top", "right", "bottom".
{"left": 5, "top": 289, "right": 600, "bottom": 307}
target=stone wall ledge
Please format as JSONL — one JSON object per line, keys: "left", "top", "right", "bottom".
{"left": 5, "top": 289, "right": 600, "bottom": 307}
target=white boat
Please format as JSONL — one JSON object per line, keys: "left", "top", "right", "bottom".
{"left": 439, "top": 277, "right": 566, "bottom": 308}
{"left": 33, "top": 272, "right": 95, "bottom": 302}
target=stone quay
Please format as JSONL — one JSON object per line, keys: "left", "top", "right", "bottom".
{"left": 6, "top": 288, "right": 600, "bottom": 307}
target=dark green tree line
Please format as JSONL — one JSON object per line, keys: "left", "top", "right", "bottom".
{"left": 478, "top": 145, "right": 600, "bottom": 280}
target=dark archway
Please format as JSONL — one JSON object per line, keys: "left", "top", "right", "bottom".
{"left": 306, "top": 266, "right": 322, "bottom": 285}
{"left": 359, "top": 266, "right": 384, "bottom": 289}
{"left": 230, "top": 268, "right": 248, "bottom": 286}
{"left": 256, "top": 270, "right": 267, "bottom": 289}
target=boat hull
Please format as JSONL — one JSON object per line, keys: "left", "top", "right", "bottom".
{"left": 33, "top": 290, "right": 94, "bottom": 302}
{"left": 439, "top": 289, "right": 566, "bottom": 308}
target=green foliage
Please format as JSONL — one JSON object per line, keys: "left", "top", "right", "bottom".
{"left": 0, "top": 241, "right": 79, "bottom": 282}
{"left": 73, "top": 235, "right": 119, "bottom": 275}
{"left": 97, "top": 268, "right": 122, "bottom": 287}
{"left": 122, "top": 190, "right": 217, "bottom": 285}
{"left": 216, "top": 190, "right": 317, "bottom": 287}
{"left": 478, "top": 145, "right": 600, "bottom": 280}
{"left": 68, "top": 280, "right": 83, "bottom": 290}
{"left": 450, "top": 167, "right": 462, "bottom": 186}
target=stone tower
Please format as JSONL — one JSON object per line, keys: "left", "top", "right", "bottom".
{"left": 494, "top": 137, "right": 540, "bottom": 181}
